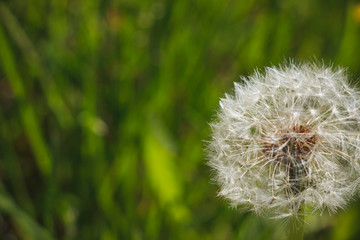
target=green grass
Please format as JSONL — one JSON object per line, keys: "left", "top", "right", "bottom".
{"left": 1, "top": 0, "right": 360, "bottom": 239}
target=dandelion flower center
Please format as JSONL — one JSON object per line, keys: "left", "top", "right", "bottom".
{"left": 263, "top": 124, "right": 317, "bottom": 196}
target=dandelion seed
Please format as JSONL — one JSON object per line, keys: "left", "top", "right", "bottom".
{"left": 207, "top": 62, "right": 360, "bottom": 219}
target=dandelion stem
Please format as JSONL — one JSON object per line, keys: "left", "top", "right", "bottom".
{"left": 288, "top": 205, "right": 304, "bottom": 240}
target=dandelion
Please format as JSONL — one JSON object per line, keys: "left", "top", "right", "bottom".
{"left": 207, "top": 62, "right": 360, "bottom": 238}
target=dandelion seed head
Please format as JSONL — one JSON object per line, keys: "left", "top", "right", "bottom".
{"left": 207, "top": 62, "right": 360, "bottom": 218}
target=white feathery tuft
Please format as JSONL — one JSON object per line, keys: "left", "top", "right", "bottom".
{"left": 207, "top": 62, "right": 360, "bottom": 218}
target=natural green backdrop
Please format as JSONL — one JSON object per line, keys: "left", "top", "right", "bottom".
{"left": 1, "top": 0, "right": 360, "bottom": 239}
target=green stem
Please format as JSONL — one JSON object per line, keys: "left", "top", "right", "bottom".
{"left": 288, "top": 206, "right": 304, "bottom": 240}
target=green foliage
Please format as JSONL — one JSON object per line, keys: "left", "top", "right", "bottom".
{"left": 1, "top": 0, "right": 360, "bottom": 239}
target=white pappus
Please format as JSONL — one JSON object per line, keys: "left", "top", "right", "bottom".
{"left": 207, "top": 62, "right": 360, "bottom": 219}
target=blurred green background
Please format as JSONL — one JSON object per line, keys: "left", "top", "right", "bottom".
{"left": 1, "top": 0, "right": 360, "bottom": 239}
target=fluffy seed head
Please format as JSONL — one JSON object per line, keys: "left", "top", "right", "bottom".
{"left": 207, "top": 62, "right": 360, "bottom": 218}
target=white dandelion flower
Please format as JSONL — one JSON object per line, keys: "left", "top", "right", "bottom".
{"left": 207, "top": 62, "right": 360, "bottom": 219}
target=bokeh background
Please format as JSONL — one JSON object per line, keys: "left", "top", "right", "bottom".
{"left": 1, "top": 0, "right": 360, "bottom": 239}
